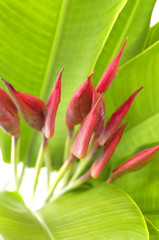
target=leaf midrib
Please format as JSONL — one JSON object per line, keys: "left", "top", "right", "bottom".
{"left": 90, "top": 0, "right": 127, "bottom": 73}
{"left": 107, "top": 0, "right": 140, "bottom": 60}
{"left": 39, "top": 0, "right": 68, "bottom": 99}
{"left": 93, "top": 0, "right": 143, "bottom": 69}
{"left": 32, "top": 211, "right": 55, "bottom": 240}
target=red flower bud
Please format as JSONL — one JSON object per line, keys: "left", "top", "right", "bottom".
{"left": 65, "top": 73, "right": 95, "bottom": 130}
{"left": 91, "top": 122, "right": 127, "bottom": 179}
{"left": 96, "top": 38, "right": 127, "bottom": 94}
{"left": 1, "top": 79, "right": 46, "bottom": 131}
{"left": 71, "top": 95, "right": 103, "bottom": 159}
{"left": 98, "top": 87, "right": 143, "bottom": 146}
{"left": 0, "top": 87, "right": 20, "bottom": 136}
{"left": 89, "top": 83, "right": 106, "bottom": 134}
{"left": 94, "top": 97, "right": 106, "bottom": 134}
{"left": 44, "top": 69, "right": 63, "bottom": 139}
{"left": 107, "top": 145, "right": 159, "bottom": 183}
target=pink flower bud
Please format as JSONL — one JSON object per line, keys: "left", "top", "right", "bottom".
{"left": 0, "top": 87, "right": 20, "bottom": 136}
{"left": 94, "top": 97, "right": 106, "bottom": 134}
{"left": 91, "top": 122, "right": 127, "bottom": 179}
{"left": 90, "top": 85, "right": 106, "bottom": 134}
{"left": 1, "top": 79, "right": 46, "bottom": 131}
{"left": 65, "top": 73, "right": 95, "bottom": 130}
{"left": 107, "top": 145, "right": 159, "bottom": 183}
{"left": 96, "top": 38, "right": 127, "bottom": 94}
{"left": 98, "top": 87, "right": 143, "bottom": 146}
{"left": 44, "top": 69, "right": 63, "bottom": 139}
{"left": 71, "top": 95, "right": 103, "bottom": 159}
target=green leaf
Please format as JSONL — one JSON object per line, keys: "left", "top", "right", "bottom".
{"left": 145, "top": 217, "right": 159, "bottom": 240}
{"left": 0, "top": 185, "right": 149, "bottom": 240}
{"left": 39, "top": 184, "right": 149, "bottom": 240}
{"left": 0, "top": 0, "right": 127, "bottom": 166}
{"left": 93, "top": 0, "right": 156, "bottom": 85}
{"left": 146, "top": 22, "right": 159, "bottom": 48}
{"left": 0, "top": 191, "right": 55, "bottom": 240}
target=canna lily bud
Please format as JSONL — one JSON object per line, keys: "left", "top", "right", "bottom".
{"left": 71, "top": 95, "right": 103, "bottom": 159}
{"left": 65, "top": 73, "right": 95, "bottom": 131}
{"left": 107, "top": 145, "right": 159, "bottom": 183}
{"left": 44, "top": 68, "right": 63, "bottom": 139}
{"left": 98, "top": 87, "right": 143, "bottom": 146}
{"left": 0, "top": 87, "right": 20, "bottom": 136}
{"left": 89, "top": 82, "right": 106, "bottom": 134}
{"left": 96, "top": 38, "right": 127, "bottom": 94}
{"left": 91, "top": 122, "right": 127, "bottom": 179}
{"left": 94, "top": 97, "right": 106, "bottom": 134}
{"left": 1, "top": 79, "right": 46, "bottom": 131}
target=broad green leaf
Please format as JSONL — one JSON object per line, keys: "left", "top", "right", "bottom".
{"left": 39, "top": 183, "right": 149, "bottom": 240}
{"left": 0, "top": 0, "right": 127, "bottom": 167}
{"left": 0, "top": 185, "right": 149, "bottom": 240}
{"left": 146, "top": 217, "right": 159, "bottom": 240}
{"left": 0, "top": 191, "right": 54, "bottom": 240}
{"left": 93, "top": 0, "right": 156, "bottom": 85}
{"left": 146, "top": 22, "right": 159, "bottom": 48}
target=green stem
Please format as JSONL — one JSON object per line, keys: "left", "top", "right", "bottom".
{"left": 60, "top": 129, "right": 74, "bottom": 188}
{"left": 106, "top": 175, "right": 116, "bottom": 183}
{"left": 45, "top": 153, "right": 75, "bottom": 203}
{"left": 18, "top": 132, "right": 37, "bottom": 190}
{"left": 11, "top": 135, "right": 20, "bottom": 191}
{"left": 52, "top": 170, "right": 91, "bottom": 201}
{"left": 18, "top": 161, "right": 25, "bottom": 190}
{"left": 70, "top": 145, "right": 98, "bottom": 183}
{"left": 31, "top": 135, "right": 48, "bottom": 207}
{"left": 63, "top": 128, "right": 73, "bottom": 162}
{"left": 44, "top": 146, "right": 52, "bottom": 191}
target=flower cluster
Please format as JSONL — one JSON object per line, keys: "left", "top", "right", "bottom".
{"left": 0, "top": 39, "right": 159, "bottom": 203}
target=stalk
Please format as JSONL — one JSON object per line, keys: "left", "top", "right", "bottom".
{"left": 70, "top": 144, "right": 98, "bottom": 183}
{"left": 18, "top": 132, "right": 37, "bottom": 190}
{"left": 52, "top": 170, "right": 91, "bottom": 201}
{"left": 31, "top": 135, "right": 48, "bottom": 207}
{"left": 44, "top": 146, "right": 52, "bottom": 191}
{"left": 63, "top": 128, "right": 73, "bottom": 162}
{"left": 61, "top": 129, "right": 75, "bottom": 188}
{"left": 11, "top": 134, "right": 20, "bottom": 191}
{"left": 45, "top": 153, "right": 75, "bottom": 203}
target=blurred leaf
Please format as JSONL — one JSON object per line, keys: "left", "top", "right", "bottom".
{"left": 0, "top": 191, "right": 55, "bottom": 240}
{"left": 0, "top": 0, "right": 127, "bottom": 167}
{"left": 39, "top": 183, "right": 149, "bottom": 240}
{"left": 0, "top": 185, "right": 149, "bottom": 239}
{"left": 146, "top": 22, "right": 159, "bottom": 48}
{"left": 93, "top": 0, "right": 156, "bottom": 86}
{"left": 145, "top": 217, "right": 159, "bottom": 239}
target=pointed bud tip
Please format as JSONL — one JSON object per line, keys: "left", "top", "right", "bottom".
{"left": 120, "top": 121, "right": 128, "bottom": 130}
{"left": 1, "top": 78, "right": 6, "bottom": 84}
{"left": 117, "top": 38, "right": 128, "bottom": 59}
{"left": 1, "top": 79, "right": 15, "bottom": 92}
{"left": 152, "top": 144, "right": 159, "bottom": 152}
{"left": 133, "top": 86, "right": 144, "bottom": 97}
{"left": 88, "top": 72, "right": 95, "bottom": 80}
{"left": 58, "top": 68, "right": 64, "bottom": 80}
{"left": 59, "top": 68, "right": 64, "bottom": 74}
